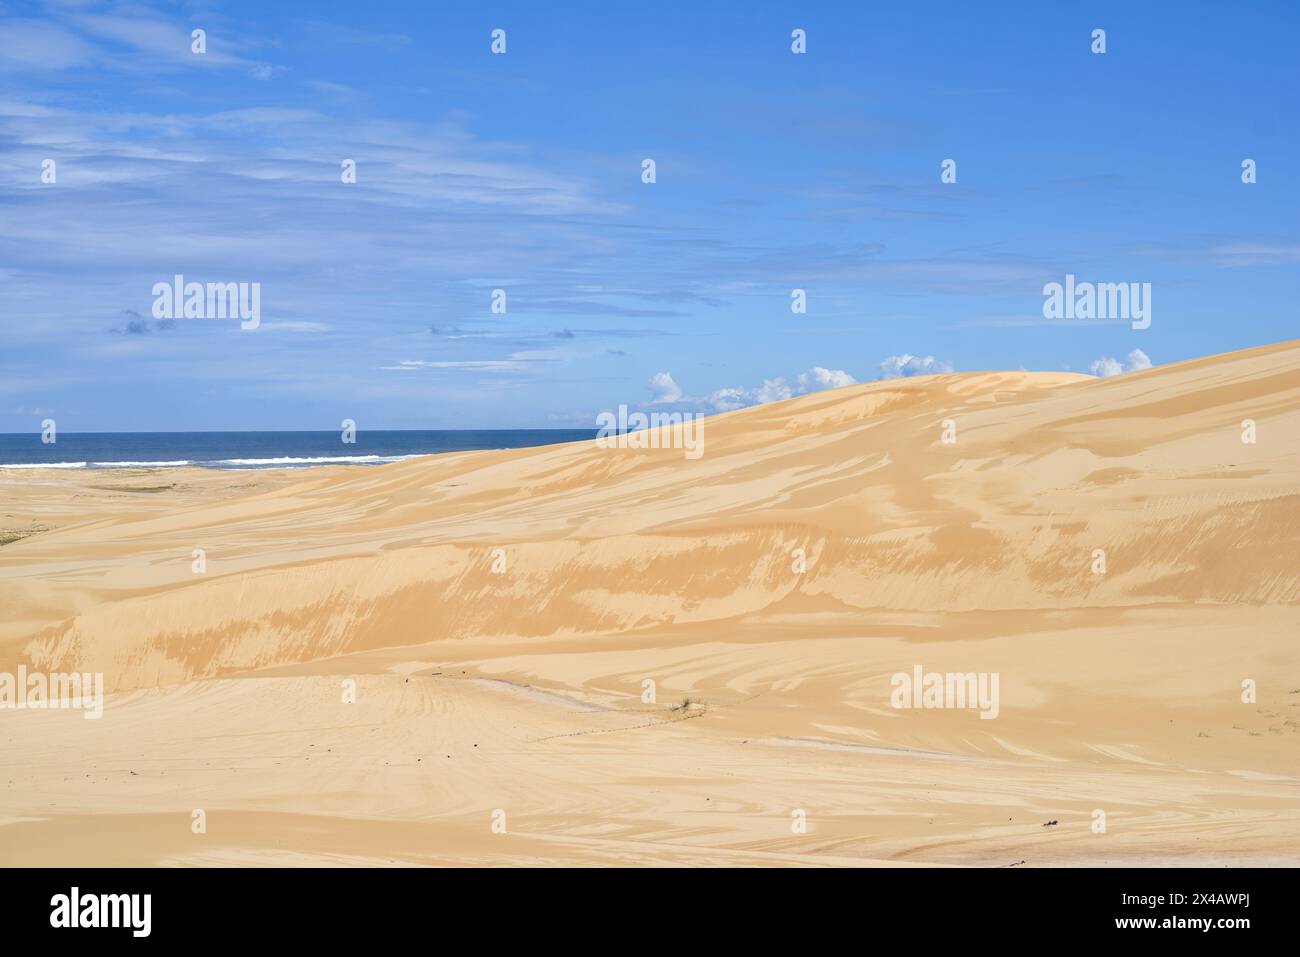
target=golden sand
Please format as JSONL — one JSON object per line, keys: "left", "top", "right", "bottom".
{"left": 1, "top": 340, "right": 1297, "bottom": 866}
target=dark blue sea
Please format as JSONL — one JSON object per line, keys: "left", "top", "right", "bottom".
{"left": 0, "top": 431, "right": 598, "bottom": 470}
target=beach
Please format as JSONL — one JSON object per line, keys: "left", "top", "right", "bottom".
{"left": 1, "top": 340, "right": 1297, "bottom": 866}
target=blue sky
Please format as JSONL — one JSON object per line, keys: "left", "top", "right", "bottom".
{"left": 2, "top": 0, "right": 1297, "bottom": 431}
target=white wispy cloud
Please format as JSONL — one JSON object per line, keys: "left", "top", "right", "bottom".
{"left": 0, "top": 19, "right": 98, "bottom": 71}
{"left": 384, "top": 359, "right": 531, "bottom": 373}
{"left": 383, "top": 349, "right": 561, "bottom": 374}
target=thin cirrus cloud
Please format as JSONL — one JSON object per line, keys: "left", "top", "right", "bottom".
{"left": 0, "top": 97, "right": 620, "bottom": 351}
{"left": 0, "top": 9, "right": 263, "bottom": 73}
{"left": 0, "top": 19, "right": 99, "bottom": 71}
{"left": 299, "top": 20, "right": 413, "bottom": 50}
{"left": 1135, "top": 241, "right": 1300, "bottom": 267}
{"left": 384, "top": 350, "right": 562, "bottom": 374}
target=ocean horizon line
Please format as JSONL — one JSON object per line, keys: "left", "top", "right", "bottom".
{"left": 0, "top": 428, "right": 602, "bottom": 471}
{"left": 0, "top": 428, "right": 597, "bottom": 436}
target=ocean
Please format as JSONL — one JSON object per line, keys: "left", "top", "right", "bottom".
{"left": 0, "top": 430, "right": 598, "bottom": 470}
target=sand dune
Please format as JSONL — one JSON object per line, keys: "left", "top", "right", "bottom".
{"left": 2, "top": 340, "right": 1298, "bottom": 865}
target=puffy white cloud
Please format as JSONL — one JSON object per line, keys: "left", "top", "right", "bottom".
{"left": 651, "top": 366, "right": 857, "bottom": 413}
{"left": 647, "top": 371, "right": 685, "bottom": 404}
{"left": 1089, "top": 348, "right": 1152, "bottom": 377}
{"left": 752, "top": 377, "right": 795, "bottom": 404}
{"left": 702, "top": 386, "right": 747, "bottom": 412}
{"left": 879, "top": 354, "right": 952, "bottom": 378}
{"left": 1089, "top": 356, "right": 1124, "bottom": 377}
{"left": 798, "top": 366, "right": 856, "bottom": 390}
{"left": 719, "top": 367, "right": 854, "bottom": 410}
